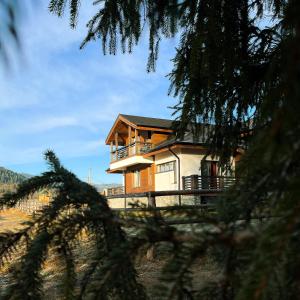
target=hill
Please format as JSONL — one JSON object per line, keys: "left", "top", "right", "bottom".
{"left": 0, "top": 167, "right": 31, "bottom": 184}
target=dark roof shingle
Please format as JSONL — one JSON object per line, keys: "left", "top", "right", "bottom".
{"left": 120, "top": 114, "right": 174, "bottom": 129}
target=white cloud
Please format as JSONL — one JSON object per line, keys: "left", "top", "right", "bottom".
{"left": 0, "top": 139, "right": 105, "bottom": 165}
{"left": 13, "top": 116, "right": 78, "bottom": 134}
{"left": 0, "top": 0, "right": 177, "bottom": 170}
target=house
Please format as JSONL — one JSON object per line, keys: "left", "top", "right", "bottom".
{"left": 105, "top": 114, "right": 240, "bottom": 200}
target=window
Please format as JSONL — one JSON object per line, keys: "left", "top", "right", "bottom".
{"left": 201, "top": 160, "right": 219, "bottom": 176}
{"left": 133, "top": 170, "right": 141, "bottom": 187}
{"left": 147, "top": 131, "right": 152, "bottom": 139}
{"left": 156, "top": 161, "right": 177, "bottom": 184}
{"left": 156, "top": 161, "right": 176, "bottom": 173}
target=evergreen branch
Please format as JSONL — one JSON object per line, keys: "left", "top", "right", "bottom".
{"left": 4, "top": 230, "right": 52, "bottom": 300}
{"left": 0, "top": 152, "right": 146, "bottom": 299}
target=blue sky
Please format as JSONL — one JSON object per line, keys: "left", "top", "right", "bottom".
{"left": 0, "top": 1, "right": 178, "bottom": 184}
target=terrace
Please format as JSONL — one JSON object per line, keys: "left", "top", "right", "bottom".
{"left": 110, "top": 141, "right": 153, "bottom": 162}
{"left": 182, "top": 175, "right": 236, "bottom": 191}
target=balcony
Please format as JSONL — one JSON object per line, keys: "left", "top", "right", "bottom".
{"left": 182, "top": 175, "right": 236, "bottom": 191}
{"left": 109, "top": 142, "right": 154, "bottom": 171}
{"left": 111, "top": 142, "right": 153, "bottom": 162}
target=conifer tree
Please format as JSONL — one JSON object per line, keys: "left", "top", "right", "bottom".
{"left": 47, "top": 0, "right": 300, "bottom": 298}
{"left": 1, "top": 0, "right": 300, "bottom": 299}
{"left": 0, "top": 151, "right": 146, "bottom": 299}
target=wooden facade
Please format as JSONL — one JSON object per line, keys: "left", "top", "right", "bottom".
{"left": 125, "top": 164, "right": 155, "bottom": 193}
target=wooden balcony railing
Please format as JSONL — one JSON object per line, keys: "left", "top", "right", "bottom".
{"left": 182, "top": 175, "right": 236, "bottom": 191}
{"left": 111, "top": 142, "right": 153, "bottom": 162}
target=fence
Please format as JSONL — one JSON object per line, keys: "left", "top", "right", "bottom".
{"left": 106, "top": 189, "right": 222, "bottom": 209}
{"left": 182, "top": 175, "right": 235, "bottom": 191}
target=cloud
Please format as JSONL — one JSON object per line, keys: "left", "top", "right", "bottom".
{"left": 10, "top": 116, "right": 78, "bottom": 134}
{"left": 0, "top": 138, "right": 105, "bottom": 165}
{"left": 0, "top": 0, "right": 178, "bottom": 174}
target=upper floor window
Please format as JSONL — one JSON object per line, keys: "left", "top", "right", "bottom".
{"left": 147, "top": 131, "right": 152, "bottom": 140}
{"left": 156, "top": 161, "right": 176, "bottom": 173}
{"left": 156, "top": 161, "right": 177, "bottom": 184}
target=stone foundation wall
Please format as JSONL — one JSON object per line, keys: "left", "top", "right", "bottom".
{"left": 107, "top": 195, "right": 206, "bottom": 209}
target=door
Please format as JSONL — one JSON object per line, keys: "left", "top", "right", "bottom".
{"left": 201, "top": 160, "right": 218, "bottom": 189}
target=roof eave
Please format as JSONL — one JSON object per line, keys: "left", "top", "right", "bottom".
{"left": 143, "top": 142, "right": 206, "bottom": 157}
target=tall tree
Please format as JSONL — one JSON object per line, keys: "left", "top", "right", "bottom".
{"left": 1, "top": 1, "right": 300, "bottom": 299}
{"left": 48, "top": 0, "right": 299, "bottom": 162}
{"left": 47, "top": 0, "right": 300, "bottom": 298}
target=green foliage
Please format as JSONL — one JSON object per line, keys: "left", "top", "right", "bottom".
{"left": 0, "top": 0, "right": 21, "bottom": 66}
{"left": 47, "top": 0, "right": 300, "bottom": 164}
{"left": 0, "top": 151, "right": 146, "bottom": 300}
{"left": 1, "top": 151, "right": 300, "bottom": 299}
{"left": 1, "top": 0, "right": 299, "bottom": 299}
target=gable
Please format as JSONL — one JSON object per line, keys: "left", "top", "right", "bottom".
{"left": 105, "top": 114, "right": 174, "bottom": 145}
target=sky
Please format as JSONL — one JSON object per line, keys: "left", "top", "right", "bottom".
{"left": 0, "top": 1, "right": 178, "bottom": 184}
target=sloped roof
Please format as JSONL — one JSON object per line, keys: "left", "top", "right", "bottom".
{"left": 105, "top": 114, "right": 175, "bottom": 144}
{"left": 120, "top": 114, "right": 174, "bottom": 129}
{"left": 146, "top": 124, "right": 214, "bottom": 153}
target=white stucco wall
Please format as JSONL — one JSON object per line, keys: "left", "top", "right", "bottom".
{"left": 179, "top": 152, "right": 203, "bottom": 177}
{"left": 108, "top": 197, "right": 148, "bottom": 209}
{"left": 179, "top": 150, "right": 235, "bottom": 178}
{"left": 154, "top": 148, "right": 235, "bottom": 191}
{"left": 155, "top": 151, "right": 179, "bottom": 191}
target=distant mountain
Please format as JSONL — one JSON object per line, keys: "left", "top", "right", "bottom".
{"left": 0, "top": 167, "right": 32, "bottom": 184}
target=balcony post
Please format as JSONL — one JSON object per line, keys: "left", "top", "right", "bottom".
{"left": 115, "top": 132, "right": 118, "bottom": 158}
{"left": 182, "top": 176, "right": 186, "bottom": 190}
{"left": 148, "top": 192, "right": 156, "bottom": 207}
{"left": 191, "top": 175, "right": 199, "bottom": 190}
{"left": 110, "top": 141, "right": 113, "bottom": 161}
{"left": 128, "top": 126, "right": 132, "bottom": 144}
{"left": 128, "top": 126, "right": 132, "bottom": 155}
{"left": 134, "top": 128, "right": 138, "bottom": 154}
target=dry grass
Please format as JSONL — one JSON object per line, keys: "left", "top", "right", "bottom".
{"left": 0, "top": 209, "right": 29, "bottom": 232}
{"left": 0, "top": 210, "right": 219, "bottom": 299}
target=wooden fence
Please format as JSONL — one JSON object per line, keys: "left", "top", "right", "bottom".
{"left": 107, "top": 189, "right": 222, "bottom": 208}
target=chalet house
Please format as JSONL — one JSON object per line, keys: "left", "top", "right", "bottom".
{"left": 105, "top": 114, "right": 240, "bottom": 198}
